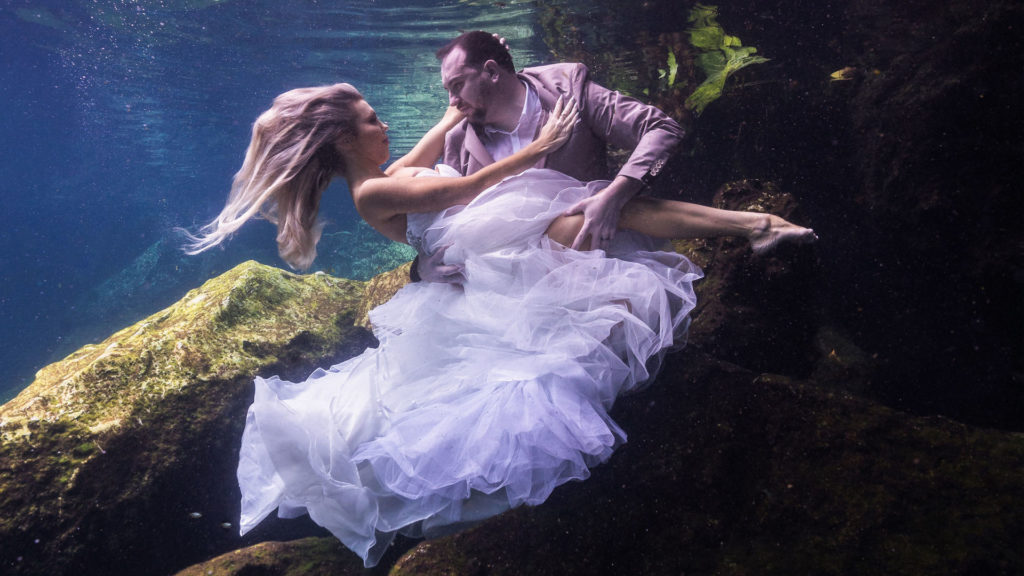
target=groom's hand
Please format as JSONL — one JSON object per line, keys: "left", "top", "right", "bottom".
{"left": 563, "top": 176, "right": 642, "bottom": 250}
{"left": 416, "top": 244, "right": 465, "bottom": 284}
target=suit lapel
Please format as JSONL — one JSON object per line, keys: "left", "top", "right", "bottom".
{"left": 521, "top": 71, "right": 561, "bottom": 111}
{"left": 519, "top": 72, "right": 558, "bottom": 169}
{"left": 463, "top": 124, "right": 495, "bottom": 172}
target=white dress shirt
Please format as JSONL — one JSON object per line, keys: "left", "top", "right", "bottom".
{"left": 481, "top": 82, "right": 542, "bottom": 162}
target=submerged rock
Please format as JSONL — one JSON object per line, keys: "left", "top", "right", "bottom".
{"left": 674, "top": 179, "right": 821, "bottom": 379}
{"left": 0, "top": 261, "right": 376, "bottom": 576}
{"left": 4, "top": 234, "right": 1020, "bottom": 576}
{"left": 839, "top": 0, "right": 1024, "bottom": 427}
{"left": 173, "top": 537, "right": 363, "bottom": 576}
{"left": 388, "top": 350, "right": 1023, "bottom": 576}
{"left": 357, "top": 261, "right": 413, "bottom": 329}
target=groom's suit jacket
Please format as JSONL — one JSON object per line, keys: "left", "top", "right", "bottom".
{"left": 441, "top": 63, "right": 684, "bottom": 183}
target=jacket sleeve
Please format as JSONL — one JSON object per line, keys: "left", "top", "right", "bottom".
{"left": 579, "top": 65, "right": 685, "bottom": 183}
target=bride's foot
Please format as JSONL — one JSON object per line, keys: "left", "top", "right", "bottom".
{"left": 749, "top": 214, "right": 818, "bottom": 255}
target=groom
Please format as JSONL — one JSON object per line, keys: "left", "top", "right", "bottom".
{"left": 416, "top": 30, "right": 685, "bottom": 281}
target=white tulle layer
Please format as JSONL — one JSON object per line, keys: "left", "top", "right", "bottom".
{"left": 237, "top": 169, "right": 702, "bottom": 566}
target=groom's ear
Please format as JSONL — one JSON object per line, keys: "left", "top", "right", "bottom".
{"left": 482, "top": 60, "right": 501, "bottom": 81}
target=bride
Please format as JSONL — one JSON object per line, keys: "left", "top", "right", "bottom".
{"left": 184, "top": 83, "right": 815, "bottom": 566}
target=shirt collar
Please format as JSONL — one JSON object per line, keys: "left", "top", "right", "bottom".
{"left": 483, "top": 82, "right": 538, "bottom": 138}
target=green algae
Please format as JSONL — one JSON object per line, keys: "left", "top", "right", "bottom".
{"left": 685, "top": 4, "right": 769, "bottom": 114}
{"left": 658, "top": 48, "right": 679, "bottom": 88}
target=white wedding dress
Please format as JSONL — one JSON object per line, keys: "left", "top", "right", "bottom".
{"left": 237, "top": 167, "right": 702, "bottom": 566}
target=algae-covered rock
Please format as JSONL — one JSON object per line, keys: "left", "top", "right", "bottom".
{"left": 0, "top": 261, "right": 376, "bottom": 576}
{"left": 356, "top": 261, "right": 413, "bottom": 329}
{"left": 389, "top": 350, "right": 1023, "bottom": 576}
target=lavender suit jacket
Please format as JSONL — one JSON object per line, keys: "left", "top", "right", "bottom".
{"left": 440, "top": 62, "right": 684, "bottom": 183}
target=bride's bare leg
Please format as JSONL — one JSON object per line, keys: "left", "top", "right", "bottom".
{"left": 620, "top": 197, "right": 817, "bottom": 253}
{"left": 746, "top": 213, "right": 820, "bottom": 254}
{"left": 546, "top": 213, "right": 590, "bottom": 249}
{"left": 545, "top": 196, "right": 817, "bottom": 252}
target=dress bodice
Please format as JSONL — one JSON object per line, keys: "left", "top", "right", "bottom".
{"left": 405, "top": 164, "right": 462, "bottom": 253}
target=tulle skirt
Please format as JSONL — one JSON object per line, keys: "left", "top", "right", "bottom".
{"left": 237, "top": 169, "right": 702, "bottom": 566}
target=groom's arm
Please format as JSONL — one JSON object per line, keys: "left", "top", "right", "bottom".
{"left": 564, "top": 72, "right": 685, "bottom": 250}
{"left": 588, "top": 80, "right": 685, "bottom": 185}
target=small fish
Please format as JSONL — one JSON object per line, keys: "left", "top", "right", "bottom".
{"left": 188, "top": 512, "right": 202, "bottom": 519}
{"left": 220, "top": 522, "right": 233, "bottom": 529}
{"left": 829, "top": 67, "right": 857, "bottom": 82}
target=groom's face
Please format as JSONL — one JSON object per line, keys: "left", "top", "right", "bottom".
{"left": 441, "top": 47, "right": 496, "bottom": 126}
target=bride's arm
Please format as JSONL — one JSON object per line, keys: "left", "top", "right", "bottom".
{"left": 384, "top": 106, "right": 464, "bottom": 176}
{"left": 357, "top": 97, "right": 579, "bottom": 224}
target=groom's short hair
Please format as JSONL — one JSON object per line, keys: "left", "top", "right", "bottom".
{"left": 436, "top": 31, "right": 516, "bottom": 74}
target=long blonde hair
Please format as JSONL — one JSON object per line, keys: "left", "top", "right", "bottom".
{"left": 183, "top": 83, "right": 363, "bottom": 270}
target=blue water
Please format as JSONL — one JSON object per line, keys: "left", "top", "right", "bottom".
{"left": 0, "top": 0, "right": 564, "bottom": 402}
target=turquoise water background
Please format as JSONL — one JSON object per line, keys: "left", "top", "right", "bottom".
{"left": 1, "top": 0, "right": 567, "bottom": 402}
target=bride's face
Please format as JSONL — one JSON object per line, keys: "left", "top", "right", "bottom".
{"left": 338, "top": 99, "right": 391, "bottom": 167}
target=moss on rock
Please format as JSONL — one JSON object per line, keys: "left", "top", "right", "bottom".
{"left": 0, "top": 261, "right": 376, "bottom": 576}
{"left": 356, "top": 262, "right": 413, "bottom": 329}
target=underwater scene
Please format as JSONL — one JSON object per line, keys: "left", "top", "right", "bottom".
{"left": 1, "top": 0, "right": 1021, "bottom": 575}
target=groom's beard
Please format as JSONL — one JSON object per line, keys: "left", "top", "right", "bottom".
{"left": 464, "top": 81, "right": 497, "bottom": 127}
{"left": 465, "top": 108, "right": 488, "bottom": 126}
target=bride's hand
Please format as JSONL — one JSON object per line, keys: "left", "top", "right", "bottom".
{"left": 535, "top": 96, "right": 579, "bottom": 154}
{"left": 440, "top": 105, "right": 465, "bottom": 128}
